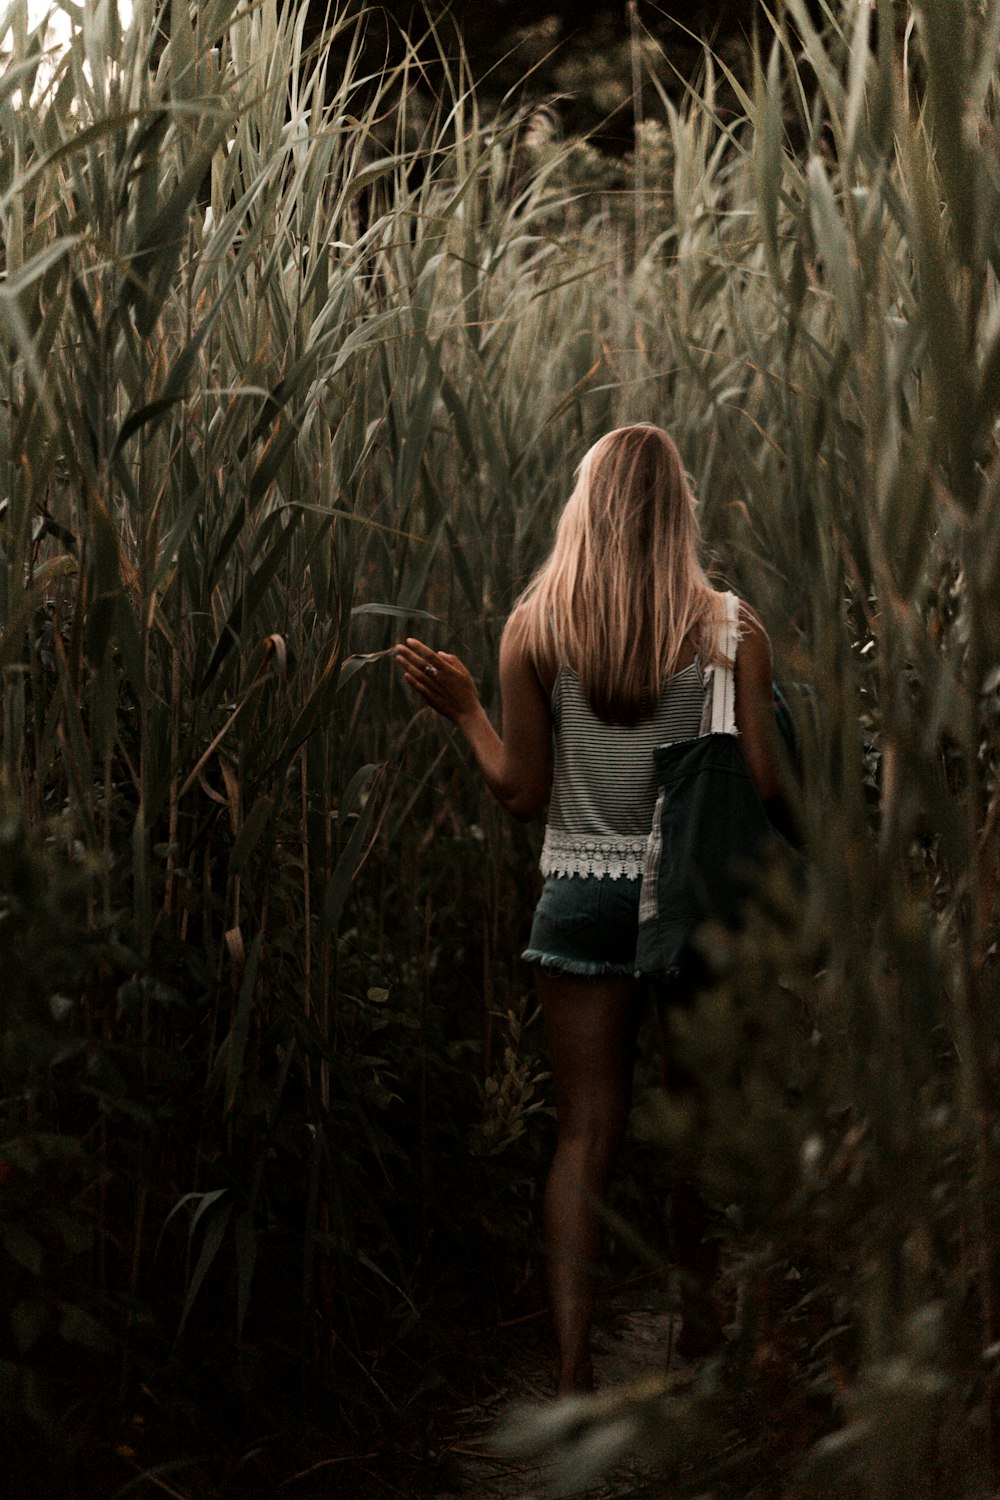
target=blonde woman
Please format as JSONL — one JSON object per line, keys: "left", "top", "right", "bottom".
{"left": 396, "top": 424, "right": 783, "bottom": 1395}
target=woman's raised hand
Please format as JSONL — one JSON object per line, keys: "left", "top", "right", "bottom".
{"left": 396, "top": 638, "right": 481, "bottom": 724}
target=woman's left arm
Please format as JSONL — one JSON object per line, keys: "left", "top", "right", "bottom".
{"left": 396, "top": 611, "right": 552, "bottom": 821}
{"left": 733, "top": 603, "right": 783, "bottom": 805}
{"left": 734, "top": 603, "right": 800, "bottom": 842}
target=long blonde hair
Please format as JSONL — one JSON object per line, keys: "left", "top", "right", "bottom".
{"left": 516, "top": 424, "right": 722, "bottom": 724}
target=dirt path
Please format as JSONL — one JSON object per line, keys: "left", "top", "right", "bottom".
{"left": 430, "top": 1276, "right": 699, "bottom": 1499}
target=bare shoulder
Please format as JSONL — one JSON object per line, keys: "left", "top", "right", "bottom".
{"left": 501, "top": 603, "right": 556, "bottom": 694}
{"left": 736, "top": 598, "right": 769, "bottom": 638}
{"left": 736, "top": 599, "right": 772, "bottom": 662}
{"left": 499, "top": 605, "right": 533, "bottom": 673}
{"left": 501, "top": 601, "right": 530, "bottom": 647}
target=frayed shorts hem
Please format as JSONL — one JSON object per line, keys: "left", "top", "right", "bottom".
{"left": 520, "top": 947, "right": 639, "bottom": 979}
{"left": 522, "top": 873, "right": 643, "bottom": 976}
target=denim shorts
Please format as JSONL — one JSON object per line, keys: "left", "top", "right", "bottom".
{"left": 522, "top": 874, "right": 642, "bottom": 978}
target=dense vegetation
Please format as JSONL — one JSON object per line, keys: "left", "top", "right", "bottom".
{"left": 2, "top": 1, "right": 1000, "bottom": 1496}
{"left": 309, "top": 0, "right": 756, "bottom": 142}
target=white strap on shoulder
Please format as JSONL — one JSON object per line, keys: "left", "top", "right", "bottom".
{"left": 708, "top": 591, "right": 740, "bottom": 736}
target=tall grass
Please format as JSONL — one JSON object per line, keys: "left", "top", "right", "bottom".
{"left": 0, "top": 0, "right": 620, "bottom": 1472}
{"left": 3, "top": 0, "right": 1000, "bottom": 1493}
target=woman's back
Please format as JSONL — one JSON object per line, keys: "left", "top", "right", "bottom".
{"left": 541, "top": 658, "right": 706, "bottom": 880}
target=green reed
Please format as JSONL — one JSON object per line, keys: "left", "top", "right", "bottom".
{"left": 3, "top": 0, "right": 1000, "bottom": 1491}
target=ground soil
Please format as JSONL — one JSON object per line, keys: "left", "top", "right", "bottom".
{"left": 424, "top": 1273, "right": 698, "bottom": 1500}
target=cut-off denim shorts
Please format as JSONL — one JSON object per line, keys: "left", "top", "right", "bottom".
{"left": 522, "top": 874, "right": 642, "bottom": 978}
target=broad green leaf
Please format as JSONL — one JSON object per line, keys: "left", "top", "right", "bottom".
{"left": 229, "top": 793, "right": 275, "bottom": 874}
{"left": 175, "top": 1202, "right": 233, "bottom": 1345}
{"left": 807, "top": 155, "right": 861, "bottom": 348}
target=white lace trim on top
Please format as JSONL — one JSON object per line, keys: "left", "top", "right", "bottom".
{"left": 540, "top": 827, "right": 649, "bottom": 881}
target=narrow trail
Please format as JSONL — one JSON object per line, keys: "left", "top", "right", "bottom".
{"left": 430, "top": 1277, "right": 702, "bottom": 1500}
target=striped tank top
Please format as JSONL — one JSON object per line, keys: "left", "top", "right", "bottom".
{"left": 540, "top": 660, "right": 707, "bottom": 880}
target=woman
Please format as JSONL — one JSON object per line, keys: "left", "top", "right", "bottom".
{"left": 396, "top": 424, "right": 783, "bottom": 1395}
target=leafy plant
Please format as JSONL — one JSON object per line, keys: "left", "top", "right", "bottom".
{"left": 4, "top": 0, "right": 1000, "bottom": 1493}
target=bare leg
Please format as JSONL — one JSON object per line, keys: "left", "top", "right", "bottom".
{"left": 658, "top": 977, "right": 724, "bottom": 1356}
{"left": 536, "top": 970, "right": 642, "bottom": 1396}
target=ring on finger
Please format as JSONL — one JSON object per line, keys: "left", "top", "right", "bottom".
{"left": 424, "top": 663, "right": 439, "bottom": 677}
